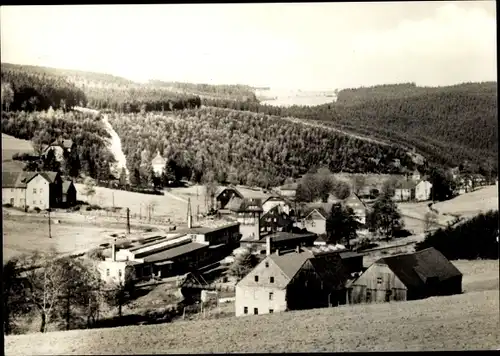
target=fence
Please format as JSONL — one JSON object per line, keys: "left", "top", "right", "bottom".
{"left": 77, "top": 209, "right": 182, "bottom": 226}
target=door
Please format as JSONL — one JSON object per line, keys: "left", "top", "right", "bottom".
{"left": 10, "top": 198, "right": 14, "bottom": 205}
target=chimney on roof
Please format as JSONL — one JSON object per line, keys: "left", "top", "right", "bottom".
{"left": 187, "top": 198, "right": 193, "bottom": 229}
{"left": 275, "top": 249, "right": 280, "bottom": 256}
{"left": 112, "top": 239, "right": 117, "bottom": 262}
{"left": 266, "top": 236, "right": 272, "bottom": 256}
{"left": 296, "top": 245, "right": 300, "bottom": 254}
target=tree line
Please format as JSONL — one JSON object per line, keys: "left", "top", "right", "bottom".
{"left": 1, "top": 110, "right": 115, "bottom": 181}
{"left": 416, "top": 210, "right": 499, "bottom": 260}
{"left": 203, "top": 83, "right": 498, "bottom": 175}
{"left": 3, "top": 250, "right": 135, "bottom": 335}
{"left": 107, "top": 107, "right": 415, "bottom": 189}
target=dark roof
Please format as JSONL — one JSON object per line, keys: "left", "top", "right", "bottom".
{"left": 261, "top": 204, "right": 291, "bottom": 218}
{"left": 1, "top": 171, "right": 57, "bottom": 188}
{"left": 269, "top": 250, "right": 314, "bottom": 279}
{"left": 314, "top": 235, "right": 328, "bottom": 243}
{"left": 226, "top": 196, "right": 263, "bottom": 213}
{"left": 2, "top": 172, "right": 32, "bottom": 188}
{"left": 303, "top": 205, "right": 331, "bottom": 220}
{"left": 376, "top": 248, "right": 462, "bottom": 289}
{"left": 261, "top": 231, "right": 317, "bottom": 244}
{"left": 142, "top": 242, "right": 208, "bottom": 263}
{"left": 215, "top": 186, "right": 243, "bottom": 199}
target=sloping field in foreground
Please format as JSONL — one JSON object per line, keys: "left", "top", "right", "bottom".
{"left": 5, "top": 290, "right": 499, "bottom": 354}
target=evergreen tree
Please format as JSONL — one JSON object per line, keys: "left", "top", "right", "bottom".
{"left": 325, "top": 203, "right": 360, "bottom": 248}
{"left": 42, "top": 148, "right": 61, "bottom": 172}
{"left": 162, "top": 160, "right": 176, "bottom": 186}
{"left": 119, "top": 167, "right": 128, "bottom": 187}
{"left": 369, "top": 194, "right": 403, "bottom": 240}
{"left": 66, "top": 145, "right": 81, "bottom": 178}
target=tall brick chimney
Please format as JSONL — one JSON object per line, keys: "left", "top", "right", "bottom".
{"left": 111, "top": 238, "right": 117, "bottom": 262}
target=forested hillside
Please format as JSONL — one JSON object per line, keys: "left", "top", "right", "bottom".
{"left": 147, "top": 80, "right": 259, "bottom": 102}
{"left": 202, "top": 83, "right": 498, "bottom": 174}
{"left": 1, "top": 110, "right": 115, "bottom": 180}
{"left": 108, "top": 107, "right": 415, "bottom": 188}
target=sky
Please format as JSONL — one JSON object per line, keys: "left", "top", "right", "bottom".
{"left": 1, "top": 2, "right": 497, "bottom": 91}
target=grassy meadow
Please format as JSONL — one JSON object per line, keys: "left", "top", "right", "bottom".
{"left": 5, "top": 288, "right": 499, "bottom": 354}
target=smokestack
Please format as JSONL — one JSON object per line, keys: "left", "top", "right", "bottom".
{"left": 266, "top": 236, "right": 272, "bottom": 256}
{"left": 112, "top": 239, "right": 117, "bottom": 262}
{"left": 188, "top": 215, "right": 193, "bottom": 229}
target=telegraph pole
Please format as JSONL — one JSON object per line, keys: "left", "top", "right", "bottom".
{"left": 112, "top": 192, "right": 115, "bottom": 208}
{"left": 48, "top": 208, "right": 52, "bottom": 238}
{"left": 126, "top": 208, "right": 131, "bottom": 234}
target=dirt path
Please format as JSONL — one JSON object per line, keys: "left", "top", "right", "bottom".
{"left": 280, "top": 116, "right": 393, "bottom": 147}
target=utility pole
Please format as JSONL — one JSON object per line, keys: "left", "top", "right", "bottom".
{"left": 48, "top": 208, "right": 52, "bottom": 238}
{"left": 126, "top": 208, "right": 131, "bottom": 234}
{"left": 112, "top": 192, "right": 115, "bottom": 208}
{"left": 197, "top": 205, "right": 200, "bottom": 221}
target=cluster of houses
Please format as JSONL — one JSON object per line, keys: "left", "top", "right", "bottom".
{"left": 2, "top": 139, "right": 78, "bottom": 210}
{"left": 96, "top": 181, "right": 463, "bottom": 321}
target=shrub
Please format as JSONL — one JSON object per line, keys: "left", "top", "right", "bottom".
{"left": 33, "top": 207, "right": 41, "bottom": 213}
{"left": 3, "top": 203, "right": 13, "bottom": 208}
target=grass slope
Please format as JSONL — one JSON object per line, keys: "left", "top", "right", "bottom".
{"left": 5, "top": 290, "right": 499, "bottom": 354}
{"left": 1, "top": 133, "right": 35, "bottom": 161}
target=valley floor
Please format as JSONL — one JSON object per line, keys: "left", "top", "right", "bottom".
{"left": 5, "top": 288, "right": 499, "bottom": 354}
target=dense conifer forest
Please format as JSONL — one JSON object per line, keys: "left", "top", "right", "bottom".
{"left": 1, "top": 63, "right": 497, "bottom": 186}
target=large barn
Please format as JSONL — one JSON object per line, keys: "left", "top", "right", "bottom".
{"left": 347, "top": 247, "right": 463, "bottom": 304}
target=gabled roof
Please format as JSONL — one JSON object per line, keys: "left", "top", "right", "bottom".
{"left": 375, "top": 247, "right": 462, "bottom": 289}
{"left": 151, "top": 152, "right": 166, "bottom": 165}
{"left": 277, "top": 183, "right": 298, "bottom": 191}
{"left": 2, "top": 171, "right": 57, "bottom": 188}
{"left": 235, "top": 185, "right": 272, "bottom": 200}
{"left": 303, "top": 207, "right": 329, "bottom": 221}
{"left": 62, "top": 180, "right": 75, "bottom": 193}
{"left": 395, "top": 180, "right": 417, "bottom": 190}
{"left": 268, "top": 250, "right": 314, "bottom": 280}
{"left": 226, "top": 196, "right": 263, "bottom": 213}
{"left": 261, "top": 204, "right": 291, "bottom": 218}
{"left": 215, "top": 186, "right": 244, "bottom": 199}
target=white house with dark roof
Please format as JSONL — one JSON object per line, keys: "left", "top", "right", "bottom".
{"left": 2, "top": 171, "right": 63, "bottom": 210}
{"left": 235, "top": 243, "right": 350, "bottom": 317}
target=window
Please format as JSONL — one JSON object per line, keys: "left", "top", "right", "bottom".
{"left": 269, "top": 276, "right": 274, "bottom": 283}
{"left": 106, "top": 269, "right": 110, "bottom": 277}
{"left": 254, "top": 276, "right": 259, "bottom": 282}
{"left": 33, "top": 201, "right": 37, "bottom": 205}
{"left": 265, "top": 262, "right": 269, "bottom": 268}
{"left": 40, "top": 188, "right": 43, "bottom": 194}
{"left": 377, "top": 277, "right": 383, "bottom": 285}
{"left": 269, "top": 309, "right": 274, "bottom": 314}
{"left": 33, "top": 188, "right": 37, "bottom": 194}
{"left": 11, "top": 189, "right": 14, "bottom": 193}
{"left": 269, "top": 292, "right": 273, "bottom": 301}
{"left": 311, "top": 221, "right": 316, "bottom": 227}
{"left": 243, "top": 307, "right": 248, "bottom": 314}
{"left": 254, "top": 308, "right": 258, "bottom": 315}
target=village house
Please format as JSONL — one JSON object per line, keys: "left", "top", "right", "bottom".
{"left": 41, "top": 139, "right": 73, "bottom": 162}
{"left": 214, "top": 186, "right": 244, "bottom": 210}
{"left": 151, "top": 151, "right": 167, "bottom": 176}
{"left": 235, "top": 244, "right": 350, "bottom": 317}
{"left": 415, "top": 180, "right": 433, "bottom": 201}
{"left": 261, "top": 196, "right": 294, "bottom": 216}
{"left": 346, "top": 247, "right": 462, "bottom": 305}
{"left": 273, "top": 182, "right": 298, "bottom": 199}
{"left": 99, "top": 219, "right": 241, "bottom": 282}
{"left": 299, "top": 203, "right": 332, "bottom": 236}
{"left": 343, "top": 192, "right": 368, "bottom": 225}
{"left": 260, "top": 204, "right": 294, "bottom": 234}
{"left": 393, "top": 180, "right": 416, "bottom": 202}
{"left": 2, "top": 171, "right": 64, "bottom": 210}
{"left": 62, "top": 180, "right": 77, "bottom": 207}
{"left": 223, "top": 196, "right": 263, "bottom": 241}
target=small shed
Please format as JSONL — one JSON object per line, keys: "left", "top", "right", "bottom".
{"left": 347, "top": 247, "right": 462, "bottom": 304}
{"left": 62, "top": 180, "right": 77, "bottom": 207}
